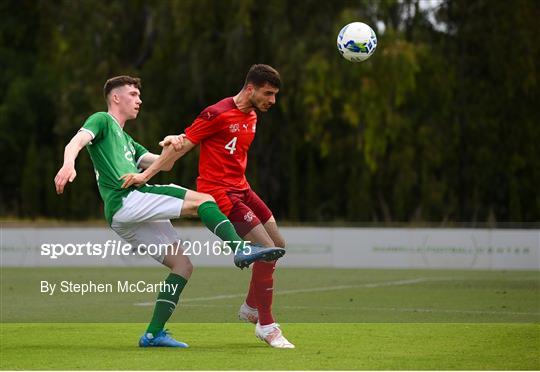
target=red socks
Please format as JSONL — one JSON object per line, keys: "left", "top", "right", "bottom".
{"left": 245, "top": 261, "right": 276, "bottom": 325}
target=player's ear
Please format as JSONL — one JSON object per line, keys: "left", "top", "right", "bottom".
{"left": 245, "top": 83, "right": 255, "bottom": 94}
{"left": 109, "top": 87, "right": 122, "bottom": 104}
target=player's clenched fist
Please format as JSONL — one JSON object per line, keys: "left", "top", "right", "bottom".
{"left": 54, "top": 163, "right": 77, "bottom": 194}
{"left": 159, "top": 134, "right": 185, "bottom": 152}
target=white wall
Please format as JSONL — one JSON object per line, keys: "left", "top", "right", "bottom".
{"left": 1, "top": 227, "right": 538, "bottom": 270}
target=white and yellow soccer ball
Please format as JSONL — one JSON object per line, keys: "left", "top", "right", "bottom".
{"left": 337, "top": 22, "right": 377, "bottom": 62}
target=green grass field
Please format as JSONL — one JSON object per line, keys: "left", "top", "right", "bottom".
{"left": 1, "top": 267, "right": 539, "bottom": 370}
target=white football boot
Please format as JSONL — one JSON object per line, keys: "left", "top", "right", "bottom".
{"left": 238, "top": 302, "right": 259, "bottom": 324}
{"left": 255, "top": 322, "right": 295, "bottom": 349}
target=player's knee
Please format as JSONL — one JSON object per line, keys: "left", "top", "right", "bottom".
{"left": 165, "top": 243, "right": 194, "bottom": 278}
{"left": 171, "top": 255, "right": 193, "bottom": 278}
{"left": 274, "top": 237, "right": 286, "bottom": 249}
{"left": 191, "top": 192, "right": 215, "bottom": 214}
{"left": 182, "top": 192, "right": 215, "bottom": 217}
{"left": 197, "top": 192, "right": 215, "bottom": 205}
{"left": 182, "top": 258, "right": 194, "bottom": 277}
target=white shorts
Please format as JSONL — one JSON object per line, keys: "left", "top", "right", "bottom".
{"left": 110, "top": 184, "right": 188, "bottom": 263}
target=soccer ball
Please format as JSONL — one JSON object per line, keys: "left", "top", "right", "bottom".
{"left": 337, "top": 22, "right": 377, "bottom": 62}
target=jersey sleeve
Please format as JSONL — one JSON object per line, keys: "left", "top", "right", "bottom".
{"left": 79, "top": 113, "right": 107, "bottom": 144}
{"left": 184, "top": 110, "right": 222, "bottom": 144}
{"left": 131, "top": 139, "right": 149, "bottom": 166}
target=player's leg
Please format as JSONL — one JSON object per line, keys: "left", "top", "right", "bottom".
{"left": 227, "top": 190, "right": 294, "bottom": 348}
{"left": 242, "top": 215, "right": 286, "bottom": 323}
{"left": 180, "top": 187, "right": 285, "bottom": 267}
{"left": 226, "top": 191, "right": 276, "bottom": 316}
{"left": 252, "top": 215, "right": 294, "bottom": 346}
{"left": 110, "top": 220, "right": 190, "bottom": 348}
{"left": 142, "top": 239, "right": 192, "bottom": 348}
{"left": 179, "top": 189, "right": 247, "bottom": 245}
{"left": 129, "top": 184, "right": 247, "bottom": 248}
{"left": 241, "top": 222, "right": 277, "bottom": 324}
{"left": 183, "top": 189, "right": 285, "bottom": 266}
{"left": 240, "top": 190, "right": 281, "bottom": 322}
{"left": 119, "top": 184, "right": 284, "bottom": 268}
{"left": 242, "top": 230, "right": 279, "bottom": 328}
{"left": 262, "top": 216, "right": 286, "bottom": 248}
{"left": 224, "top": 190, "right": 276, "bottom": 247}
{"left": 242, "top": 227, "right": 294, "bottom": 348}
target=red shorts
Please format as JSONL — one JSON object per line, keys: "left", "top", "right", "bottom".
{"left": 206, "top": 188, "right": 273, "bottom": 237}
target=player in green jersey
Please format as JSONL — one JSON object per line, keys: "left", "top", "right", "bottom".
{"left": 54, "top": 76, "right": 285, "bottom": 348}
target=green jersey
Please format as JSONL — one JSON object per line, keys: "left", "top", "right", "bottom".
{"left": 80, "top": 112, "right": 149, "bottom": 224}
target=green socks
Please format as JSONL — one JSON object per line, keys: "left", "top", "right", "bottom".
{"left": 146, "top": 273, "right": 188, "bottom": 337}
{"left": 198, "top": 201, "right": 244, "bottom": 244}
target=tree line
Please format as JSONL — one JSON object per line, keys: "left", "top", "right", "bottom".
{"left": 1, "top": 0, "right": 538, "bottom": 224}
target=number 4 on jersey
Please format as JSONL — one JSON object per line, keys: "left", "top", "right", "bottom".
{"left": 225, "top": 136, "right": 237, "bottom": 154}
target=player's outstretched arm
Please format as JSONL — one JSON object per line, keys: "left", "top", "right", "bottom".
{"left": 54, "top": 131, "right": 93, "bottom": 194}
{"left": 139, "top": 133, "right": 189, "bottom": 170}
{"left": 159, "top": 133, "right": 187, "bottom": 152}
{"left": 158, "top": 134, "right": 196, "bottom": 171}
{"left": 120, "top": 136, "right": 197, "bottom": 188}
{"left": 136, "top": 153, "right": 160, "bottom": 170}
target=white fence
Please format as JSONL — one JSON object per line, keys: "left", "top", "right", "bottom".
{"left": 1, "top": 227, "right": 538, "bottom": 270}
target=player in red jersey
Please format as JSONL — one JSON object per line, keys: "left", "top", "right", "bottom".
{"left": 121, "top": 64, "right": 294, "bottom": 348}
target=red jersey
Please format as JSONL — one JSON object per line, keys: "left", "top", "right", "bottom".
{"left": 184, "top": 97, "right": 257, "bottom": 191}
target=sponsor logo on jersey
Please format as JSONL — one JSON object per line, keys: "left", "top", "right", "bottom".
{"left": 198, "top": 110, "right": 214, "bottom": 120}
{"left": 124, "top": 144, "right": 135, "bottom": 162}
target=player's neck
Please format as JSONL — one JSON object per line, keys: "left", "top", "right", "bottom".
{"left": 107, "top": 109, "right": 126, "bottom": 128}
{"left": 233, "top": 91, "right": 254, "bottom": 113}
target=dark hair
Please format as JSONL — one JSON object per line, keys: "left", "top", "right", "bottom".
{"left": 103, "top": 76, "right": 141, "bottom": 100}
{"left": 244, "top": 64, "right": 281, "bottom": 89}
